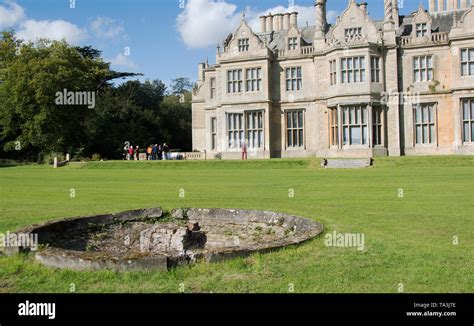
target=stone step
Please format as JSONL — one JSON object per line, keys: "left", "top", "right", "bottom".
{"left": 322, "top": 158, "right": 373, "bottom": 169}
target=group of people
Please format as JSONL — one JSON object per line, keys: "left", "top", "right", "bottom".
{"left": 145, "top": 143, "right": 170, "bottom": 160}
{"left": 123, "top": 143, "right": 170, "bottom": 161}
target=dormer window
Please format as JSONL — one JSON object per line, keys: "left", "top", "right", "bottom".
{"left": 288, "top": 37, "right": 298, "bottom": 50}
{"left": 238, "top": 38, "right": 249, "bottom": 52}
{"left": 416, "top": 23, "right": 428, "bottom": 37}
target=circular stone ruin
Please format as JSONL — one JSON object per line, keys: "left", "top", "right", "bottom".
{"left": 13, "top": 208, "right": 324, "bottom": 271}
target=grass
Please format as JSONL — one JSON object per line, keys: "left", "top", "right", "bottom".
{"left": 0, "top": 156, "right": 473, "bottom": 293}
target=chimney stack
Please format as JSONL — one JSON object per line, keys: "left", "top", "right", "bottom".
{"left": 260, "top": 16, "right": 267, "bottom": 33}
{"left": 438, "top": 0, "right": 445, "bottom": 11}
{"left": 447, "top": 0, "right": 454, "bottom": 11}
{"left": 290, "top": 12, "right": 298, "bottom": 28}
{"left": 429, "top": 0, "right": 436, "bottom": 12}
{"left": 283, "top": 13, "right": 291, "bottom": 30}
{"left": 274, "top": 13, "right": 283, "bottom": 31}
{"left": 392, "top": 0, "right": 399, "bottom": 29}
{"left": 315, "top": 0, "right": 326, "bottom": 35}
{"left": 266, "top": 14, "right": 274, "bottom": 32}
{"left": 384, "top": 0, "right": 394, "bottom": 30}
{"left": 198, "top": 63, "right": 205, "bottom": 82}
{"left": 278, "top": 14, "right": 284, "bottom": 31}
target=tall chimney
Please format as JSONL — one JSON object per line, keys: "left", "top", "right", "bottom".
{"left": 429, "top": 0, "right": 436, "bottom": 12}
{"left": 266, "top": 14, "right": 273, "bottom": 32}
{"left": 384, "top": 0, "right": 393, "bottom": 22}
{"left": 452, "top": 0, "right": 459, "bottom": 10}
{"left": 447, "top": 0, "right": 454, "bottom": 10}
{"left": 392, "top": 0, "right": 399, "bottom": 29}
{"left": 274, "top": 13, "right": 283, "bottom": 31}
{"left": 260, "top": 16, "right": 267, "bottom": 33}
{"left": 461, "top": 0, "right": 469, "bottom": 8}
{"left": 198, "top": 63, "right": 205, "bottom": 82}
{"left": 322, "top": 0, "right": 326, "bottom": 27}
{"left": 438, "top": 0, "right": 445, "bottom": 11}
{"left": 290, "top": 12, "right": 298, "bottom": 27}
{"left": 283, "top": 13, "right": 291, "bottom": 30}
{"left": 315, "top": 0, "right": 326, "bottom": 35}
{"left": 278, "top": 14, "right": 284, "bottom": 31}
{"left": 384, "top": 0, "right": 394, "bottom": 30}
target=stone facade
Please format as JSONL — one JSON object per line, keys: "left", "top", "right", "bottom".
{"left": 192, "top": 0, "right": 474, "bottom": 158}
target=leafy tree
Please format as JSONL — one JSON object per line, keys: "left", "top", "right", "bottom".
{"left": 0, "top": 33, "right": 138, "bottom": 161}
{"left": 0, "top": 31, "right": 193, "bottom": 161}
{"left": 85, "top": 80, "right": 168, "bottom": 158}
{"left": 160, "top": 92, "right": 192, "bottom": 152}
{"left": 170, "top": 77, "right": 194, "bottom": 96}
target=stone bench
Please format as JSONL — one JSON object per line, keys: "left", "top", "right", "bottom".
{"left": 322, "top": 158, "right": 373, "bottom": 169}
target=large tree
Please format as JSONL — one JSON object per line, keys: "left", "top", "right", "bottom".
{"left": 0, "top": 31, "right": 192, "bottom": 161}
{"left": 170, "top": 77, "right": 194, "bottom": 96}
{"left": 0, "top": 32, "right": 137, "bottom": 161}
{"left": 85, "top": 80, "right": 168, "bottom": 158}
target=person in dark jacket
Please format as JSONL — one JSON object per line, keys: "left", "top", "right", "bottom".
{"left": 152, "top": 144, "right": 158, "bottom": 160}
{"left": 158, "top": 145, "right": 163, "bottom": 160}
{"left": 163, "top": 143, "right": 170, "bottom": 160}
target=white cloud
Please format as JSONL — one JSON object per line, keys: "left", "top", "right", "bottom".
{"left": 177, "top": 0, "right": 340, "bottom": 49}
{"left": 16, "top": 19, "right": 87, "bottom": 44}
{"left": 0, "top": 1, "right": 25, "bottom": 29}
{"left": 90, "top": 17, "right": 126, "bottom": 39}
{"left": 108, "top": 53, "right": 137, "bottom": 68}
{"left": 327, "top": 10, "right": 339, "bottom": 24}
{"left": 0, "top": 2, "right": 124, "bottom": 46}
{"left": 177, "top": 0, "right": 241, "bottom": 49}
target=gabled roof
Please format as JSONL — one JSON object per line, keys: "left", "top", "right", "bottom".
{"left": 255, "top": 26, "right": 316, "bottom": 51}
{"left": 399, "top": 9, "right": 467, "bottom": 36}
{"left": 224, "top": 4, "right": 465, "bottom": 54}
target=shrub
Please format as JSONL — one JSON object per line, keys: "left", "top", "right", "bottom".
{"left": 91, "top": 153, "right": 102, "bottom": 161}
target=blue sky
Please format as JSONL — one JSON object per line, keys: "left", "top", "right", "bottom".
{"left": 0, "top": 0, "right": 429, "bottom": 89}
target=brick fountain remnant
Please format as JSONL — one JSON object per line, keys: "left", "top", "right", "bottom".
{"left": 5, "top": 207, "right": 324, "bottom": 271}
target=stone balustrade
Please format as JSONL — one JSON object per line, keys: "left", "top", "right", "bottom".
{"left": 400, "top": 32, "right": 449, "bottom": 46}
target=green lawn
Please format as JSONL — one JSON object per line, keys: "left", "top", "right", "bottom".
{"left": 0, "top": 156, "right": 473, "bottom": 293}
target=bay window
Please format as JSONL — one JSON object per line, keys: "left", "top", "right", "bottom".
{"left": 341, "top": 57, "right": 366, "bottom": 84}
{"left": 227, "top": 113, "right": 244, "bottom": 148}
{"left": 342, "top": 106, "right": 368, "bottom": 146}
{"left": 413, "top": 104, "right": 436, "bottom": 145}
{"left": 413, "top": 56, "right": 433, "bottom": 82}
{"left": 461, "top": 99, "right": 474, "bottom": 143}
{"left": 286, "top": 110, "right": 304, "bottom": 148}
{"left": 246, "top": 111, "right": 263, "bottom": 148}
{"left": 227, "top": 70, "right": 243, "bottom": 93}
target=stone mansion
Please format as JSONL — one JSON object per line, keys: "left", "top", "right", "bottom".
{"left": 191, "top": 0, "right": 474, "bottom": 158}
